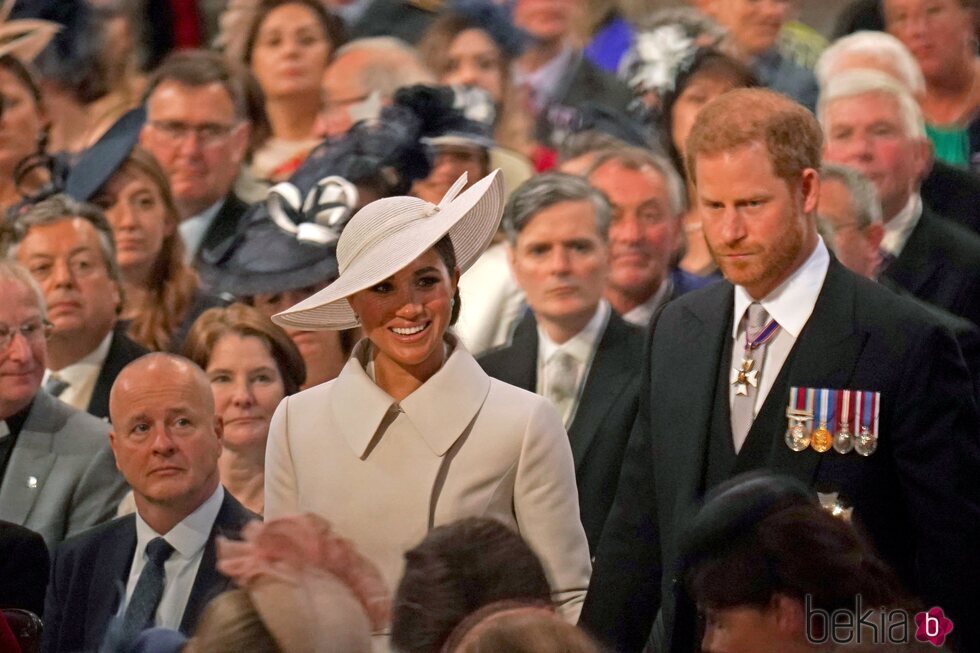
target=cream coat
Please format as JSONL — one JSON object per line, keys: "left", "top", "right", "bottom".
{"left": 265, "top": 337, "right": 592, "bottom": 624}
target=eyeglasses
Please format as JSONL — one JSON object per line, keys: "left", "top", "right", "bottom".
{"left": 0, "top": 319, "right": 53, "bottom": 350}
{"left": 148, "top": 120, "right": 238, "bottom": 146}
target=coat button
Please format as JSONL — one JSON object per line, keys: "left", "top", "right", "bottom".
{"left": 27, "top": 476, "right": 38, "bottom": 489}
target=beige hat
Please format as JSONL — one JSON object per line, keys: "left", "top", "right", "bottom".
{"left": 272, "top": 169, "right": 504, "bottom": 331}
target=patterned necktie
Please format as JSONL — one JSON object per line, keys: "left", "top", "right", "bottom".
{"left": 120, "top": 537, "right": 175, "bottom": 640}
{"left": 44, "top": 374, "right": 69, "bottom": 398}
{"left": 544, "top": 350, "right": 578, "bottom": 427}
{"left": 730, "top": 303, "right": 774, "bottom": 453}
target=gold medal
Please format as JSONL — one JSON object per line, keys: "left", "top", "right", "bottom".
{"left": 811, "top": 424, "right": 832, "bottom": 452}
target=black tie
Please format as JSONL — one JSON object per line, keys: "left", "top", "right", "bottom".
{"left": 120, "top": 537, "right": 175, "bottom": 639}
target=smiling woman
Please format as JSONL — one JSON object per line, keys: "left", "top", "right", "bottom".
{"left": 266, "top": 170, "right": 592, "bottom": 640}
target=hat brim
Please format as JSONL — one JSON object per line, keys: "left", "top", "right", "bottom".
{"left": 272, "top": 169, "right": 504, "bottom": 331}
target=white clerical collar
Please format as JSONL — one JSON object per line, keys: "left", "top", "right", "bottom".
{"left": 732, "top": 239, "right": 829, "bottom": 340}
{"left": 44, "top": 330, "right": 113, "bottom": 386}
{"left": 880, "top": 193, "right": 922, "bottom": 258}
{"left": 538, "top": 300, "right": 610, "bottom": 366}
{"left": 135, "top": 485, "right": 224, "bottom": 559}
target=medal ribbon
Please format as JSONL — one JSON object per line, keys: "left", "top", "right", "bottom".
{"left": 823, "top": 389, "right": 836, "bottom": 429}
{"left": 862, "top": 390, "right": 872, "bottom": 432}
{"left": 872, "top": 392, "right": 880, "bottom": 439}
{"left": 837, "top": 389, "right": 849, "bottom": 429}
{"left": 746, "top": 318, "right": 780, "bottom": 350}
{"left": 806, "top": 388, "right": 815, "bottom": 426}
{"left": 852, "top": 390, "right": 862, "bottom": 433}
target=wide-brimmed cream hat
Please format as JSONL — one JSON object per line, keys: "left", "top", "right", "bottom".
{"left": 272, "top": 169, "right": 504, "bottom": 331}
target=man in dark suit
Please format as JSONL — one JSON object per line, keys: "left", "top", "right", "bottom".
{"left": 587, "top": 148, "right": 714, "bottom": 328}
{"left": 817, "top": 162, "right": 980, "bottom": 396}
{"left": 512, "top": 0, "right": 631, "bottom": 148}
{"left": 9, "top": 195, "right": 149, "bottom": 420}
{"left": 579, "top": 88, "right": 980, "bottom": 652}
{"left": 139, "top": 50, "right": 251, "bottom": 272}
{"left": 821, "top": 70, "right": 980, "bottom": 326}
{"left": 479, "top": 173, "right": 643, "bottom": 553}
{"left": 43, "top": 354, "right": 256, "bottom": 653}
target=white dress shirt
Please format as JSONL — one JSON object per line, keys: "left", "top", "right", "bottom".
{"left": 536, "top": 301, "right": 610, "bottom": 426}
{"left": 513, "top": 46, "right": 574, "bottom": 112}
{"left": 622, "top": 278, "right": 673, "bottom": 327}
{"left": 122, "top": 485, "right": 224, "bottom": 629}
{"left": 879, "top": 193, "right": 922, "bottom": 259}
{"left": 43, "top": 332, "right": 112, "bottom": 411}
{"left": 178, "top": 199, "right": 224, "bottom": 263}
{"left": 730, "top": 240, "right": 829, "bottom": 418}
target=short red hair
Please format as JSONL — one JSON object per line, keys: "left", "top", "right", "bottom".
{"left": 685, "top": 88, "right": 822, "bottom": 186}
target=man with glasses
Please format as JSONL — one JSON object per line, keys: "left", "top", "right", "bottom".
{"left": 139, "top": 50, "right": 252, "bottom": 268}
{"left": 9, "top": 195, "right": 148, "bottom": 420}
{"left": 0, "top": 259, "right": 127, "bottom": 549}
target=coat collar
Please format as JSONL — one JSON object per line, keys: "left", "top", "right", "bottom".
{"left": 331, "top": 335, "right": 491, "bottom": 458}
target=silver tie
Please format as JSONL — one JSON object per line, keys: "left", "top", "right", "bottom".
{"left": 544, "top": 350, "right": 578, "bottom": 427}
{"left": 731, "top": 303, "right": 771, "bottom": 453}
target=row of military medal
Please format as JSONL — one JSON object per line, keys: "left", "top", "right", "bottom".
{"left": 785, "top": 387, "right": 880, "bottom": 456}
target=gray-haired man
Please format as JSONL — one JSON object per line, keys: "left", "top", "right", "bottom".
{"left": 9, "top": 194, "right": 149, "bottom": 419}
{"left": 0, "top": 260, "right": 127, "bottom": 548}
{"left": 479, "top": 173, "right": 643, "bottom": 553}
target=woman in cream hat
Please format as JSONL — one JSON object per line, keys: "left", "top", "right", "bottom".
{"left": 265, "top": 169, "right": 591, "bottom": 633}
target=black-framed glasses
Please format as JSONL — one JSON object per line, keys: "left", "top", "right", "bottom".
{"left": 0, "top": 319, "right": 53, "bottom": 350}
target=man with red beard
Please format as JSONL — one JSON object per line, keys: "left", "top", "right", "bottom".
{"left": 587, "top": 148, "right": 711, "bottom": 327}
{"left": 579, "top": 88, "right": 980, "bottom": 652}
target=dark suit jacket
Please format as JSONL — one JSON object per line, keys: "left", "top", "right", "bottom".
{"left": 86, "top": 326, "right": 150, "bottom": 420}
{"left": 536, "top": 51, "right": 633, "bottom": 148}
{"left": 882, "top": 206, "right": 980, "bottom": 327}
{"left": 0, "top": 521, "right": 49, "bottom": 616}
{"left": 579, "top": 259, "right": 980, "bottom": 652}
{"left": 42, "top": 490, "right": 256, "bottom": 653}
{"left": 198, "top": 193, "right": 250, "bottom": 266}
{"left": 479, "top": 309, "right": 644, "bottom": 554}
{"left": 921, "top": 161, "right": 980, "bottom": 235}
{"left": 346, "top": 0, "right": 438, "bottom": 44}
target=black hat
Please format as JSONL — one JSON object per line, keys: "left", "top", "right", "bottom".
{"left": 679, "top": 471, "right": 815, "bottom": 565}
{"left": 199, "top": 204, "right": 343, "bottom": 297}
{"left": 65, "top": 106, "right": 146, "bottom": 201}
{"left": 199, "top": 99, "right": 443, "bottom": 297}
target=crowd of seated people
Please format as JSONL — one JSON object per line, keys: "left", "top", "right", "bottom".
{"left": 0, "top": 1, "right": 978, "bottom": 652}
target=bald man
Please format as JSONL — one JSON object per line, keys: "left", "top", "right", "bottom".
{"left": 43, "top": 354, "right": 256, "bottom": 653}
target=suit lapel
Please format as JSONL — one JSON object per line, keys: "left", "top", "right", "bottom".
{"left": 179, "top": 491, "right": 254, "bottom": 633}
{"left": 0, "top": 393, "right": 60, "bottom": 525}
{"left": 495, "top": 312, "right": 539, "bottom": 392}
{"left": 86, "top": 519, "right": 137, "bottom": 646}
{"left": 88, "top": 329, "right": 124, "bottom": 418}
{"left": 763, "top": 261, "right": 868, "bottom": 484}
{"left": 671, "top": 284, "right": 735, "bottom": 500}
{"left": 883, "top": 209, "right": 943, "bottom": 296}
{"left": 568, "top": 313, "right": 635, "bottom": 471}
